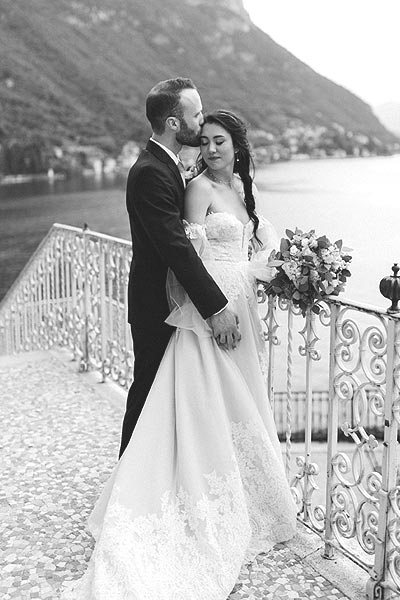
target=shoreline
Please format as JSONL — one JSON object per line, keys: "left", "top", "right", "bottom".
{"left": 2, "top": 151, "right": 399, "bottom": 187}
{"left": 0, "top": 172, "right": 66, "bottom": 186}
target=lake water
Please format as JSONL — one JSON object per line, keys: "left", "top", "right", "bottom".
{"left": 0, "top": 155, "right": 399, "bottom": 306}
{"left": 255, "top": 154, "right": 400, "bottom": 307}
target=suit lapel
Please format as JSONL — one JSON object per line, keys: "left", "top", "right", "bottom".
{"left": 146, "top": 140, "right": 185, "bottom": 192}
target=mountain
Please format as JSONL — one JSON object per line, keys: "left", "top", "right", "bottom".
{"left": 0, "top": 0, "right": 396, "bottom": 156}
{"left": 374, "top": 103, "right": 400, "bottom": 137}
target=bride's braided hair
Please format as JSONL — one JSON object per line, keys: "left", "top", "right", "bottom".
{"left": 197, "top": 110, "right": 261, "bottom": 244}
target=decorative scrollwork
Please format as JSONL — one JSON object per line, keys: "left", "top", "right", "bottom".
{"left": 360, "top": 325, "right": 387, "bottom": 385}
{"left": 261, "top": 294, "right": 281, "bottom": 347}
{"left": 290, "top": 455, "right": 325, "bottom": 531}
{"left": 277, "top": 296, "right": 290, "bottom": 312}
{"left": 317, "top": 301, "right": 332, "bottom": 328}
{"left": 298, "top": 311, "right": 321, "bottom": 361}
{"left": 389, "top": 486, "right": 400, "bottom": 518}
{"left": 103, "top": 341, "right": 133, "bottom": 388}
{"left": 387, "top": 547, "right": 400, "bottom": 590}
{"left": 368, "top": 386, "right": 385, "bottom": 418}
{"left": 386, "top": 482, "right": 400, "bottom": 593}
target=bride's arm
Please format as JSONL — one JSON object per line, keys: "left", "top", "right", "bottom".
{"left": 248, "top": 183, "right": 280, "bottom": 282}
{"left": 184, "top": 175, "right": 211, "bottom": 224}
{"left": 252, "top": 217, "right": 280, "bottom": 254}
{"left": 251, "top": 183, "right": 280, "bottom": 254}
{"left": 183, "top": 175, "right": 211, "bottom": 254}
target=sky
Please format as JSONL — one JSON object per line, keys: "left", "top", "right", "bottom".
{"left": 242, "top": 0, "right": 400, "bottom": 108}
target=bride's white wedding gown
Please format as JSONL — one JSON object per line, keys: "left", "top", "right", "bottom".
{"left": 61, "top": 212, "right": 297, "bottom": 600}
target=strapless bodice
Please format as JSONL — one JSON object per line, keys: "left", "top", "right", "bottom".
{"left": 204, "top": 212, "right": 253, "bottom": 263}
{"left": 183, "top": 211, "right": 277, "bottom": 303}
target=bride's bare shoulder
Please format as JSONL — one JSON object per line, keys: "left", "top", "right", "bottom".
{"left": 184, "top": 172, "right": 212, "bottom": 221}
{"left": 186, "top": 171, "right": 212, "bottom": 193}
{"left": 185, "top": 172, "right": 212, "bottom": 204}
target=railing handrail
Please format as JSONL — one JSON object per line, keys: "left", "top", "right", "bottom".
{"left": 328, "top": 296, "right": 400, "bottom": 319}
{"left": 2, "top": 222, "right": 397, "bottom": 321}
{"left": 75, "top": 225, "right": 132, "bottom": 247}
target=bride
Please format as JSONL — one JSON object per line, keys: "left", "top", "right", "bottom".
{"left": 61, "top": 110, "right": 297, "bottom": 600}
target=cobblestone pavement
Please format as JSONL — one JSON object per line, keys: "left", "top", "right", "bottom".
{"left": 0, "top": 350, "right": 352, "bottom": 599}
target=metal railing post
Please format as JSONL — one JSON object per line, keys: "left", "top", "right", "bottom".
{"left": 285, "top": 304, "right": 294, "bottom": 481}
{"left": 323, "top": 301, "right": 340, "bottom": 559}
{"left": 99, "top": 241, "right": 107, "bottom": 382}
{"left": 367, "top": 317, "right": 399, "bottom": 599}
{"left": 303, "top": 307, "right": 314, "bottom": 522}
{"left": 267, "top": 295, "right": 277, "bottom": 411}
{"left": 81, "top": 225, "right": 90, "bottom": 371}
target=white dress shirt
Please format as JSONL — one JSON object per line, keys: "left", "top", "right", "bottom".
{"left": 150, "top": 138, "right": 186, "bottom": 186}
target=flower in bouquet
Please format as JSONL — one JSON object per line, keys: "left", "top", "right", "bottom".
{"left": 263, "top": 228, "right": 352, "bottom": 316}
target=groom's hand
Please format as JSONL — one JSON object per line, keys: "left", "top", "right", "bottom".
{"left": 208, "top": 306, "right": 241, "bottom": 350}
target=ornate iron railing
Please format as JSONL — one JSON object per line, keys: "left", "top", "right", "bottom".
{"left": 259, "top": 293, "right": 400, "bottom": 599}
{"left": 0, "top": 224, "right": 399, "bottom": 599}
{"left": 0, "top": 224, "right": 133, "bottom": 385}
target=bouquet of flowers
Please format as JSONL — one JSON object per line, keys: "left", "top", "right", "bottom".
{"left": 264, "top": 228, "right": 352, "bottom": 316}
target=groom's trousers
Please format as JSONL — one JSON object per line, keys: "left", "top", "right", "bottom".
{"left": 119, "top": 322, "right": 173, "bottom": 458}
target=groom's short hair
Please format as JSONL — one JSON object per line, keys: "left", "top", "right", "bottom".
{"left": 146, "top": 78, "right": 197, "bottom": 135}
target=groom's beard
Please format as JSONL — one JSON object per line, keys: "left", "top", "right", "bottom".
{"left": 176, "top": 119, "right": 201, "bottom": 147}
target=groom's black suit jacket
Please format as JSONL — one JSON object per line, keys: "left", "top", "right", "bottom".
{"left": 126, "top": 139, "right": 227, "bottom": 333}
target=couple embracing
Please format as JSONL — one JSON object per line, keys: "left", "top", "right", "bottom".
{"left": 62, "top": 78, "right": 297, "bottom": 600}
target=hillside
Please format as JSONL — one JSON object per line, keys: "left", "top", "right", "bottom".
{"left": 0, "top": 0, "right": 396, "bottom": 157}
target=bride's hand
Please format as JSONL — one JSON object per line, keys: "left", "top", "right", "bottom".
{"left": 208, "top": 307, "right": 241, "bottom": 350}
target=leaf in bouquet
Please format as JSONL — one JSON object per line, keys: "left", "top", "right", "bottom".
{"left": 274, "top": 272, "right": 286, "bottom": 283}
{"left": 280, "top": 238, "right": 290, "bottom": 252}
{"left": 317, "top": 236, "right": 329, "bottom": 249}
{"left": 310, "top": 281, "right": 319, "bottom": 294}
{"left": 342, "top": 269, "right": 351, "bottom": 277}
{"left": 343, "top": 255, "right": 352, "bottom": 263}
{"left": 341, "top": 246, "right": 353, "bottom": 253}
{"left": 325, "top": 271, "right": 333, "bottom": 282}
{"left": 285, "top": 229, "right": 295, "bottom": 239}
{"left": 334, "top": 239, "right": 343, "bottom": 250}
{"left": 299, "top": 300, "right": 308, "bottom": 317}
{"left": 298, "top": 277, "right": 309, "bottom": 292}
{"left": 303, "top": 255, "right": 314, "bottom": 263}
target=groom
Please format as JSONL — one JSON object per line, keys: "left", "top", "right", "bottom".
{"left": 119, "top": 77, "right": 241, "bottom": 457}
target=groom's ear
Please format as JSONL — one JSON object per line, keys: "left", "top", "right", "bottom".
{"left": 166, "top": 116, "right": 180, "bottom": 132}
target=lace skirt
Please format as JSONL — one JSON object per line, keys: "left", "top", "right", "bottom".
{"left": 61, "top": 264, "right": 297, "bottom": 600}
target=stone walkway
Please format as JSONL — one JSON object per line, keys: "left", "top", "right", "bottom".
{"left": 0, "top": 349, "right": 365, "bottom": 599}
